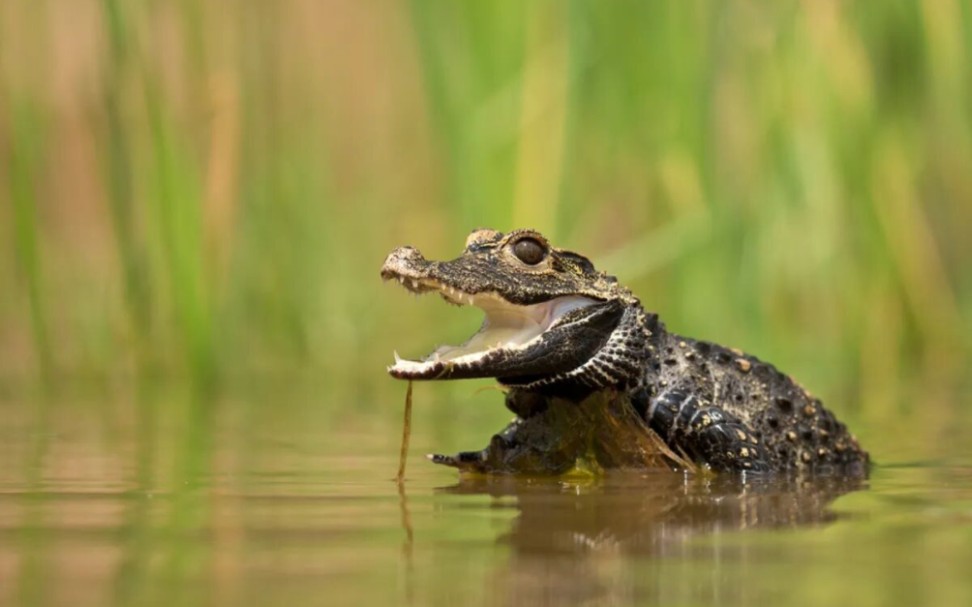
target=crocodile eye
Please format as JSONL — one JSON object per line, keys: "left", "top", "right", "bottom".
{"left": 512, "top": 237, "right": 546, "bottom": 265}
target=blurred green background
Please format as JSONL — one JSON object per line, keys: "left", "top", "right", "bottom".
{"left": 1, "top": 0, "right": 970, "bottom": 448}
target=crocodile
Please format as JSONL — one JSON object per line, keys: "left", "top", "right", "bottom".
{"left": 381, "top": 228, "right": 869, "bottom": 475}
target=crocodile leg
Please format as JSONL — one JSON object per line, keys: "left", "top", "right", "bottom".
{"left": 429, "top": 404, "right": 584, "bottom": 475}
{"left": 428, "top": 419, "right": 573, "bottom": 474}
{"left": 644, "top": 389, "right": 772, "bottom": 473}
{"left": 428, "top": 420, "right": 521, "bottom": 472}
{"left": 426, "top": 389, "right": 553, "bottom": 471}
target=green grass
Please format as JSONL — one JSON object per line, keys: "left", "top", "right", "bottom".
{"left": 1, "top": 0, "right": 970, "bottom": 431}
{"left": 7, "top": 98, "right": 51, "bottom": 377}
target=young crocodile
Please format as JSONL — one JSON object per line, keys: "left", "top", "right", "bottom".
{"left": 381, "top": 228, "right": 868, "bottom": 475}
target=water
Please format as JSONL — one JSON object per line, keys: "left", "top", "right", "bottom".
{"left": 1, "top": 392, "right": 971, "bottom": 607}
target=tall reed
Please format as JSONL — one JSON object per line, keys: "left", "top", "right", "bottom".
{"left": 0, "top": 1, "right": 967, "bottom": 429}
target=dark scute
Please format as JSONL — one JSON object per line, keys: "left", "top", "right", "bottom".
{"left": 818, "top": 410, "right": 836, "bottom": 432}
{"left": 630, "top": 386, "right": 652, "bottom": 419}
{"left": 558, "top": 251, "right": 596, "bottom": 274}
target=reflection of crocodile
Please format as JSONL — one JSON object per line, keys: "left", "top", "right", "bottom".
{"left": 438, "top": 474, "right": 865, "bottom": 604}
{"left": 382, "top": 228, "right": 868, "bottom": 474}
{"left": 442, "top": 473, "right": 865, "bottom": 553}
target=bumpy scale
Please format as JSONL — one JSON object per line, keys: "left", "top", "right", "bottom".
{"left": 381, "top": 228, "right": 868, "bottom": 475}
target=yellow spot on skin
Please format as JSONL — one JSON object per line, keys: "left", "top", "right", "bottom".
{"left": 735, "top": 429, "right": 747, "bottom": 441}
{"left": 735, "top": 358, "right": 752, "bottom": 373}
{"left": 740, "top": 447, "right": 750, "bottom": 457}
{"left": 818, "top": 448, "right": 828, "bottom": 457}
{"left": 701, "top": 415, "right": 711, "bottom": 427}
{"left": 730, "top": 347, "right": 744, "bottom": 357}
{"left": 678, "top": 341, "right": 687, "bottom": 348}
{"left": 803, "top": 404, "right": 815, "bottom": 416}
{"left": 786, "top": 431, "right": 797, "bottom": 442}
{"left": 802, "top": 451, "right": 812, "bottom": 462}
{"left": 749, "top": 435, "right": 759, "bottom": 444}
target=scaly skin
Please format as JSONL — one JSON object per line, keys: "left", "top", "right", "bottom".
{"left": 382, "top": 228, "right": 868, "bottom": 475}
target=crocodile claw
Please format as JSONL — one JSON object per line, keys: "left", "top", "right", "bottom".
{"left": 427, "top": 451, "right": 486, "bottom": 470}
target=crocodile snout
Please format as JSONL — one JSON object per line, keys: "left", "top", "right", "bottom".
{"left": 380, "top": 246, "right": 430, "bottom": 282}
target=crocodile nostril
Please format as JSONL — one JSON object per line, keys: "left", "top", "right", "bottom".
{"left": 380, "top": 246, "right": 429, "bottom": 280}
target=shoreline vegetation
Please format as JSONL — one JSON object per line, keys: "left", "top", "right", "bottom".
{"left": 1, "top": 2, "right": 969, "bottom": 426}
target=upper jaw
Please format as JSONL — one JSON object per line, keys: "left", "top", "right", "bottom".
{"left": 381, "top": 247, "right": 602, "bottom": 380}
{"left": 388, "top": 273, "right": 476, "bottom": 306}
{"left": 381, "top": 246, "right": 478, "bottom": 306}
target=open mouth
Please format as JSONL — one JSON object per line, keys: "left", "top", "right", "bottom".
{"left": 384, "top": 274, "right": 598, "bottom": 379}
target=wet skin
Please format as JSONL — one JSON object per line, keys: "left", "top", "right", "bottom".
{"left": 383, "top": 229, "right": 869, "bottom": 475}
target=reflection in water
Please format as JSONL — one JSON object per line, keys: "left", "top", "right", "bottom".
{"left": 23, "top": 387, "right": 972, "bottom": 606}
{"left": 398, "top": 480, "right": 416, "bottom": 606}
{"left": 438, "top": 472, "right": 866, "bottom": 605}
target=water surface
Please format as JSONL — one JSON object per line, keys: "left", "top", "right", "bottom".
{"left": 1, "top": 392, "right": 971, "bottom": 606}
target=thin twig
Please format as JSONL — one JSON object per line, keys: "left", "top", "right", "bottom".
{"left": 396, "top": 380, "right": 414, "bottom": 483}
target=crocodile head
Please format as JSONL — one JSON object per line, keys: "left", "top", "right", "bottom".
{"left": 381, "top": 228, "right": 649, "bottom": 391}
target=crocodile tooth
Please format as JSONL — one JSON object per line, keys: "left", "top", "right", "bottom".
{"left": 381, "top": 229, "right": 870, "bottom": 473}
